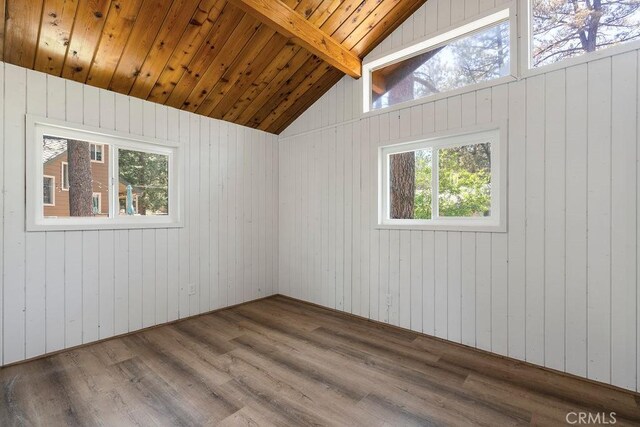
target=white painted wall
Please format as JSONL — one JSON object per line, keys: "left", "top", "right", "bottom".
{"left": 278, "top": 0, "right": 640, "bottom": 392}
{"left": 0, "top": 63, "right": 279, "bottom": 366}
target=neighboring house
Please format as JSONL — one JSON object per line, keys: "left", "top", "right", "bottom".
{"left": 42, "top": 138, "right": 111, "bottom": 218}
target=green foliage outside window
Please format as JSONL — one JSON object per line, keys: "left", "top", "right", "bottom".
{"left": 438, "top": 144, "right": 491, "bottom": 217}
{"left": 409, "top": 143, "right": 491, "bottom": 219}
{"left": 413, "top": 150, "right": 432, "bottom": 219}
{"left": 118, "top": 149, "right": 169, "bottom": 215}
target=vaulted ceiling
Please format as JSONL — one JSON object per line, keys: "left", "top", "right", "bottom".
{"left": 1, "top": 0, "right": 425, "bottom": 134}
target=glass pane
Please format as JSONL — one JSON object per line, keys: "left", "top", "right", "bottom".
{"left": 91, "top": 144, "right": 103, "bottom": 162}
{"left": 43, "top": 177, "right": 54, "bottom": 205}
{"left": 372, "top": 21, "right": 510, "bottom": 110}
{"left": 438, "top": 143, "right": 491, "bottom": 217}
{"left": 62, "top": 163, "right": 69, "bottom": 190}
{"left": 42, "top": 136, "right": 110, "bottom": 218}
{"left": 118, "top": 149, "right": 169, "bottom": 216}
{"left": 389, "top": 149, "right": 432, "bottom": 219}
{"left": 532, "top": 0, "right": 640, "bottom": 67}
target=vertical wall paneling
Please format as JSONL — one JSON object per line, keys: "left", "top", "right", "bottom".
{"left": 344, "top": 123, "right": 353, "bottom": 313}
{"left": 369, "top": 116, "right": 380, "bottom": 322}
{"left": 210, "top": 119, "right": 220, "bottom": 308}
{"left": 25, "top": 70, "right": 46, "bottom": 359}
{"left": 242, "top": 128, "right": 251, "bottom": 303}
{"left": 352, "top": 120, "right": 362, "bottom": 317}
{"left": 490, "top": 84, "right": 508, "bottom": 357}
{"left": 83, "top": 85, "right": 100, "bottom": 344}
{"left": 335, "top": 125, "right": 345, "bottom": 311}
{"left": 99, "top": 89, "right": 116, "bottom": 339}
{"left": 2, "top": 66, "right": 279, "bottom": 367}
{"left": 179, "top": 110, "right": 190, "bottom": 317}
{"left": 586, "top": 58, "right": 612, "bottom": 384}
{"left": 321, "top": 129, "right": 330, "bottom": 307}
{"left": 544, "top": 69, "right": 566, "bottom": 371}
{"left": 64, "top": 231, "right": 83, "bottom": 348}
{"left": 525, "top": 75, "right": 545, "bottom": 366}
{"left": 434, "top": 231, "right": 448, "bottom": 338}
{"left": 114, "top": 94, "right": 130, "bottom": 336}
{"left": 327, "top": 128, "right": 337, "bottom": 308}
{"left": 359, "top": 119, "right": 370, "bottom": 319}
{"left": 199, "top": 116, "right": 210, "bottom": 312}
{"left": 142, "top": 102, "right": 157, "bottom": 329}
{"left": 610, "top": 51, "right": 637, "bottom": 391}
{"left": 219, "top": 121, "right": 230, "bottom": 307}
{"left": 234, "top": 125, "right": 243, "bottom": 306}
{"left": 507, "top": 79, "right": 526, "bottom": 360}
{"left": 189, "top": 115, "right": 200, "bottom": 314}
{"left": 276, "top": 0, "right": 640, "bottom": 393}
{"left": 4, "top": 64, "right": 27, "bottom": 364}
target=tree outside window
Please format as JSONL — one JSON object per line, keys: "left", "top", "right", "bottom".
{"left": 532, "top": 0, "right": 640, "bottom": 67}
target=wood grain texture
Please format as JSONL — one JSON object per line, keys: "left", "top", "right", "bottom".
{"left": 34, "top": 0, "right": 79, "bottom": 75}
{"left": 1, "top": 295, "right": 639, "bottom": 426}
{"left": 2, "top": 0, "right": 427, "bottom": 133}
{"left": 60, "top": 0, "right": 110, "bottom": 82}
{"left": 4, "top": 0, "right": 43, "bottom": 68}
{"left": 230, "top": 0, "right": 362, "bottom": 77}
{"left": 85, "top": 0, "right": 144, "bottom": 89}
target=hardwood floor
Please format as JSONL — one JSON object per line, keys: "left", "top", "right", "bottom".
{"left": 1, "top": 295, "right": 639, "bottom": 426}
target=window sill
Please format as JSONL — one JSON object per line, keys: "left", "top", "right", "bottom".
{"left": 26, "top": 219, "right": 184, "bottom": 232}
{"left": 521, "top": 38, "right": 640, "bottom": 79}
{"left": 375, "top": 222, "right": 506, "bottom": 233}
{"left": 361, "top": 75, "right": 517, "bottom": 119}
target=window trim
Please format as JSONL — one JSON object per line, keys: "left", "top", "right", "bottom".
{"left": 377, "top": 124, "right": 507, "bottom": 232}
{"left": 43, "top": 175, "right": 55, "bottom": 206}
{"left": 521, "top": 0, "right": 640, "bottom": 76}
{"left": 362, "top": 3, "right": 518, "bottom": 114}
{"left": 61, "top": 161, "right": 69, "bottom": 191}
{"left": 26, "top": 115, "right": 183, "bottom": 231}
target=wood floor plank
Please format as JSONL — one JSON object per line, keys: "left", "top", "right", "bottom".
{"left": 1, "top": 295, "right": 639, "bottom": 426}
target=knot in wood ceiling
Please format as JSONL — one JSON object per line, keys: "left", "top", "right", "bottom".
{"left": 2, "top": 0, "right": 425, "bottom": 134}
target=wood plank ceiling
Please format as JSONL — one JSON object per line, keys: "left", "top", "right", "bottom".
{"left": 1, "top": 0, "right": 426, "bottom": 134}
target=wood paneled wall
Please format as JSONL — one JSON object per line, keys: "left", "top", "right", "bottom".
{"left": 278, "top": 0, "right": 640, "bottom": 393}
{"left": 0, "top": 63, "right": 279, "bottom": 366}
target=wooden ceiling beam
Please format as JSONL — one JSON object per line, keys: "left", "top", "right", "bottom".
{"left": 229, "top": 0, "right": 361, "bottom": 78}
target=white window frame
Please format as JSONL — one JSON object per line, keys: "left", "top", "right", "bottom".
{"left": 27, "top": 115, "right": 183, "bottom": 231}
{"left": 61, "top": 161, "right": 69, "bottom": 191}
{"left": 362, "top": 3, "right": 518, "bottom": 114}
{"left": 378, "top": 125, "right": 507, "bottom": 232}
{"left": 90, "top": 143, "right": 104, "bottom": 163}
{"left": 43, "top": 175, "right": 55, "bottom": 206}
{"left": 521, "top": 0, "right": 640, "bottom": 76}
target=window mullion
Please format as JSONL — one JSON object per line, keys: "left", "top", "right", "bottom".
{"left": 431, "top": 148, "right": 439, "bottom": 220}
{"left": 111, "top": 147, "right": 117, "bottom": 219}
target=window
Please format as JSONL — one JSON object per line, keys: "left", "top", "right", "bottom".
{"left": 379, "top": 128, "right": 504, "bottom": 231}
{"left": 27, "top": 116, "right": 182, "bottom": 231}
{"left": 90, "top": 143, "right": 104, "bottom": 162}
{"left": 43, "top": 176, "right": 55, "bottom": 206}
{"left": 118, "top": 149, "right": 169, "bottom": 216}
{"left": 363, "top": 8, "right": 515, "bottom": 112}
{"left": 92, "top": 193, "right": 102, "bottom": 215}
{"left": 530, "top": 0, "right": 640, "bottom": 68}
{"left": 61, "top": 162, "right": 69, "bottom": 190}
